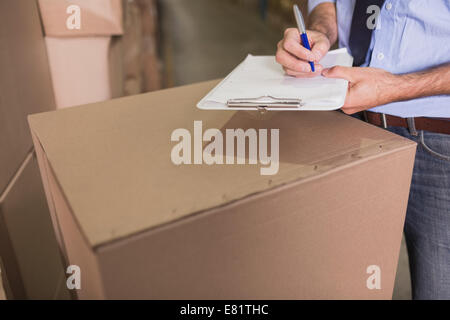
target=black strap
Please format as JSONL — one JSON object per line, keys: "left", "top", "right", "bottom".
{"left": 348, "top": 0, "right": 386, "bottom": 66}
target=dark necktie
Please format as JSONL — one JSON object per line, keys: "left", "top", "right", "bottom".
{"left": 349, "top": 0, "right": 386, "bottom": 66}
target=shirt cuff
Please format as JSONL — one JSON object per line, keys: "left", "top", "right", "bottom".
{"left": 308, "top": 0, "right": 336, "bottom": 14}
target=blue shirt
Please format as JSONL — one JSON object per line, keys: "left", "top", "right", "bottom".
{"left": 308, "top": 0, "right": 450, "bottom": 118}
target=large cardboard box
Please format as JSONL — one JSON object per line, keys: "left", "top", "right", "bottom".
{"left": 0, "top": 0, "right": 56, "bottom": 192}
{"left": 0, "top": 152, "right": 70, "bottom": 300}
{"left": 29, "top": 80, "right": 416, "bottom": 299}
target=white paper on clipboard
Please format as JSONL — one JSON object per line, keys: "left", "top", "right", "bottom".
{"left": 197, "top": 48, "right": 353, "bottom": 111}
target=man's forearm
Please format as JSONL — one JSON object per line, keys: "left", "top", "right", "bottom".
{"left": 308, "top": 2, "right": 338, "bottom": 46}
{"left": 322, "top": 62, "right": 450, "bottom": 113}
{"left": 392, "top": 64, "right": 450, "bottom": 103}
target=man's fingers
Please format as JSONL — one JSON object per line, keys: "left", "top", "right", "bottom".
{"left": 322, "top": 66, "right": 355, "bottom": 81}
{"left": 285, "top": 69, "right": 317, "bottom": 78}
{"left": 284, "top": 63, "right": 324, "bottom": 75}
{"left": 284, "top": 64, "right": 324, "bottom": 77}
{"left": 276, "top": 48, "right": 316, "bottom": 73}
{"left": 277, "top": 28, "right": 331, "bottom": 74}
{"left": 341, "top": 107, "right": 358, "bottom": 115}
{"left": 283, "top": 29, "right": 316, "bottom": 61}
{"left": 311, "top": 40, "right": 330, "bottom": 62}
{"left": 284, "top": 27, "right": 298, "bottom": 37}
{"left": 309, "top": 63, "right": 324, "bottom": 74}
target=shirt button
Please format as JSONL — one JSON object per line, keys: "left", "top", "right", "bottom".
{"left": 386, "top": 3, "right": 393, "bottom": 10}
{"left": 377, "top": 53, "right": 385, "bottom": 60}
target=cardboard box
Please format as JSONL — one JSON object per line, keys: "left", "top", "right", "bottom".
{"left": 0, "top": 152, "right": 70, "bottom": 300}
{"left": 40, "top": 0, "right": 161, "bottom": 109}
{"left": 38, "top": 0, "right": 123, "bottom": 37}
{"left": 0, "top": 0, "right": 56, "bottom": 192}
{"left": 38, "top": 0, "right": 124, "bottom": 109}
{"left": 44, "top": 37, "right": 119, "bottom": 109}
{"left": 29, "top": 80, "right": 416, "bottom": 299}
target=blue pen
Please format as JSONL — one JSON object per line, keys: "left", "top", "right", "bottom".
{"left": 293, "top": 5, "right": 315, "bottom": 72}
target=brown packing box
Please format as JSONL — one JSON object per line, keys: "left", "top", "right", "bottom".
{"left": 44, "top": 36, "right": 121, "bottom": 109}
{"left": 0, "top": 0, "right": 55, "bottom": 192}
{"left": 0, "top": 152, "right": 70, "bottom": 300}
{"left": 38, "top": 0, "right": 125, "bottom": 109}
{"left": 39, "top": 0, "right": 161, "bottom": 109}
{"left": 29, "top": 80, "right": 416, "bottom": 299}
{"left": 38, "top": 0, "right": 124, "bottom": 109}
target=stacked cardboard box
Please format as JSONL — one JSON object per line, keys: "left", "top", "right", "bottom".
{"left": 38, "top": 0, "right": 162, "bottom": 109}
{"left": 38, "top": 0, "right": 124, "bottom": 108}
{"left": 0, "top": 0, "right": 70, "bottom": 300}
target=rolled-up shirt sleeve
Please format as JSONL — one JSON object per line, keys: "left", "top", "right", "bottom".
{"left": 308, "top": 0, "right": 336, "bottom": 13}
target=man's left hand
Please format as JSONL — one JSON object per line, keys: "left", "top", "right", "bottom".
{"left": 322, "top": 66, "right": 399, "bottom": 115}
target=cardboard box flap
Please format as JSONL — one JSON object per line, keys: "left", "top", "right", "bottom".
{"left": 38, "top": 0, "right": 123, "bottom": 37}
{"left": 28, "top": 81, "right": 416, "bottom": 248}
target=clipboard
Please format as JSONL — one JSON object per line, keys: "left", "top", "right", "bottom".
{"left": 197, "top": 48, "right": 354, "bottom": 112}
{"left": 227, "top": 96, "right": 304, "bottom": 109}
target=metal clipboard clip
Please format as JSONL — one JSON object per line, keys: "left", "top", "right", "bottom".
{"left": 227, "top": 96, "right": 304, "bottom": 111}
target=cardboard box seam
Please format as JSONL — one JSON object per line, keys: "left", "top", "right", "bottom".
{"left": 0, "top": 151, "right": 35, "bottom": 203}
{"left": 94, "top": 141, "right": 417, "bottom": 251}
{"left": 28, "top": 126, "right": 92, "bottom": 251}
{"left": 29, "top": 126, "right": 80, "bottom": 287}
{"left": 0, "top": 149, "right": 73, "bottom": 300}
{"left": 30, "top": 126, "right": 100, "bottom": 299}
{"left": 272, "top": 137, "right": 417, "bottom": 184}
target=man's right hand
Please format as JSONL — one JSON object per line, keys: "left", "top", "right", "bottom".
{"left": 276, "top": 28, "right": 331, "bottom": 78}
